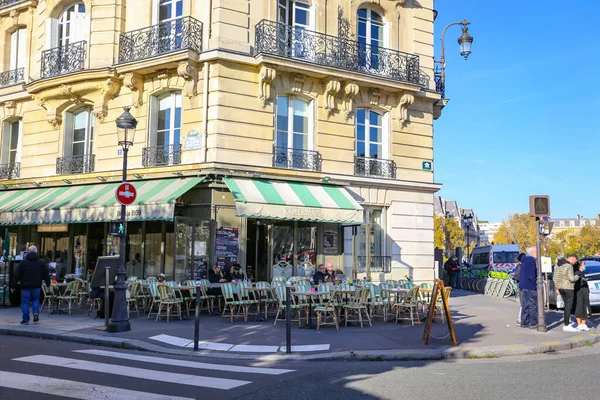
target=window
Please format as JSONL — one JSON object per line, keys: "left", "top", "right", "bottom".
{"left": 58, "top": 3, "right": 86, "bottom": 47}
{"left": 147, "top": 92, "right": 182, "bottom": 166}
{"left": 154, "top": 0, "right": 183, "bottom": 24}
{"left": 357, "top": 8, "right": 386, "bottom": 69}
{"left": 1, "top": 119, "right": 22, "bottom": 169}
{"left": 570, "top": 221, "right": 575, "bottom": 227}
{"left": 356, "top": 108, "right": 387, "bottom": 159}
{"left": 9, "top": 29, "right": 27, "bottom": 73}
{"left": 275, "top": 95, "right": 314, "bottom": 169}
{"left": 278, "top": 0, "right": 311, "bottom": 28}
{"left": 62, "top": 109, "right": 95, "bottom": 173}
{"left": 277, "top": 0, "right": 314, "bottom": 57}
{"left": 356, "top": 208, "right": 387, "bottom": 272}
{"left": 591, "top": 220, "right": 597, "bottom": 227}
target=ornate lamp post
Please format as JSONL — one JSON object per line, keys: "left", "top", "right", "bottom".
{"left": 435, "top": 19, "right": 474, "bottom": 97}
{"left": 462, "top": 212, "right": 474, "bottom": 264}
{"left": 107, "top": 107, "right": 138, "bottom": 333}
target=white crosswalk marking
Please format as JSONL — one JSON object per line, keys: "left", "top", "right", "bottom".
{"left": 13, "top": 355, "right": 251, "bottom": 390}
{"left": 0, "top": 371, "right": 193, "bottom": 400}
{"left": 75, "top": 349, "right": 295, "bottom": 375}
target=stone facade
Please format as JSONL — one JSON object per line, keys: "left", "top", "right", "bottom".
{"left": 0, "top": 0, "right": 444, "bottom": 282}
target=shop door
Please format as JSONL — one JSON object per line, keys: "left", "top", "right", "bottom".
{"left": 174, "top": 217, "right": 210, "bottom": 281}
{"left": 268, "top": 221, "right": 318, "bottom": 281}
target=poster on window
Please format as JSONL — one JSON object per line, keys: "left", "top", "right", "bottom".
{"left": 215, "top": 227, "right": 239, "bottom": 271}
{"left": 323, "top": 230, "right": 338, "bottom": 255}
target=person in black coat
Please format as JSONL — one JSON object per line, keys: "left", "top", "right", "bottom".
{"left": 573, "top": 261, "right": 591, "bottom": 331}
{"left": 312, "top": 264, "right": 327, "bottom": 284}
{"left": 13, "top": 246, "right": 50, "bottom": 324}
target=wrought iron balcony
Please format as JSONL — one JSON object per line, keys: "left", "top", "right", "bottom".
{"left": 41, "top": 41, "right": 86, "bottom": 79}
{"left": 255, "top": 20, "right": 421, "bottom": 85}
{"left": 118, "top": 16, "right": 203, "bottom": 63}
{"left": 357, "top": 256, "right": 392, "bottom": 274}
{"left": 0, "top": 67, "right": 24, "bottom": 87}
{"left": 56, "top": 154, "right": 95, "bottom": 175}
{"left": 434, "top": 61, "right": 445, "bottom": 98}
{"left": 0, "top": 162, "right": 20, "bottom": 180}
{"left": 142, "top": 144, "right": 182, "bottom": 167}
{"left": 354, "top": 155, "right": 396, "bottom": 179}
{"left": 0, "top": 0, "right": 25, "bottom": 9}
{"left": 273, "top": 146, "right": 322, "bottom": 171}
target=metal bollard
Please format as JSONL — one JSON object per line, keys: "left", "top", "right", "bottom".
{"left": 104, "top": 266, "right": 110, "bottom": 327}
{"left": 285, "top": 285, "right": 291, "bottom": 354}
{"left": 194, "top": 283, "right": 201, "bottom": 351}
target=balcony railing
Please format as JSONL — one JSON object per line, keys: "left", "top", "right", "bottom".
{"left": 354, "top": 155, "right": 396, "bottom": 179}
{"left": 118, "top": 16, "right": 203, "bottom": 63}
{"left": 0, "top": 0, "right": 25, "bottom": 9}
{"left": 434, "top": 61, "right": 445, "bottom": 98}
{"left": 255, "top": 20, "right": 421, "bottom": 85}
{"left": 41, "top": 41, "right": 86, "bottom": 79}
{"left": 0, "top": 67, "right": 24, "bottom": 87}
{"left": 357, "top": 256, "right": 392, "bottom": 274}
{"left": 0, "top": 162, "right": 20, "bottom": 180}
{"left": 273, "top": 146, "right": 322, "bottom": 171}
{"left": 56, "top": 154, "right": 95, "bottom": 175}
{"left": 142, "top": 144, "right": 182, "bottom": 167}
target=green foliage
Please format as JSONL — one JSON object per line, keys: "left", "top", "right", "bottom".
{"left": 494, "top": 213, "right": 536, "bottom": 250}
{"left": 434, "top": 214, "right": 445, "bottom": 250}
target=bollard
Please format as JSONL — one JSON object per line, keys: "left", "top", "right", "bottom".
{"left": 285, "top": 285, "right": 291, "bottom": 354}
{"left": 194, "top": 283, "right": 201, "bottom": 351}
{"left": 104, "top": 266, "right": 110, "bottom": 327}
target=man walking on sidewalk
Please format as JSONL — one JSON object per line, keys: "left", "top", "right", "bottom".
{"left": 518, "top": 247, "right": 538, "bottom": 329}
{"left": 554, "top": 254, "right": 580, "bottom": 332}
{"left": 13, "top": 246, "right": 50, "bottom": 325}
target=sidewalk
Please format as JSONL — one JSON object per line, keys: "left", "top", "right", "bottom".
{"left": 1, "top": 290, "right": 598, "bottom": 361}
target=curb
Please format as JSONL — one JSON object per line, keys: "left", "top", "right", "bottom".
{"left": 1, "top": 327, "right": 599, "bottom": 361}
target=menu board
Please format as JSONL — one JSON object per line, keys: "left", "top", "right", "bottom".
{"left": 215, "top": 227, "right": 239, "bottom": 270}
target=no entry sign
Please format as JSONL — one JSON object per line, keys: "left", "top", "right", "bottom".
{"left": 115, "top": 182, "right": 137, "bottom": 205}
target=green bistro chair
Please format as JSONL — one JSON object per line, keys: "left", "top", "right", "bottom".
{"left": 237, "top": 282, "right": 259, "bottom": 317}
{"left": 343, "top": 288, "right": 372, "bottom": 328}
{"left": 156, "top": 284, "right": 183, "bottom": 322}
{"left": 366, "top": 283, "right": 387, "bottom": 321}
{"left": 395, "top": 286, "right": 420, "bottom": 326}
{"left": 255, "top": 281, "right": 277, "bottom": 318}
{"left": 57, "top": 280, "right": 82, "bottom": 315}
{"left": 317, "top": 283, "right": 333, "bottom": 304}
{"left": 315, "top": 290, "right": 339, "bottom": 331}
{"left": 146, "top": 276, "right": 158, "bottom": 282}
{"left": 273, "top": 285, "right": 304, "bottom": 327}
{"left": 386, "top": 279, "right": 399, "bottom": 287}
{"left": 146, "top": 282, "right": 162, "bottom": 319}
{"left": 293, "top": 283, "right": 311, "bottom": 323}
{"left": 220, "top": 283, "right": 248, "bottom": 323}
{"left": 126, "top": 282, "right": 141, "bottom": 317}
{"left": 271, "top": 276, "right": 286, "bottom": 283}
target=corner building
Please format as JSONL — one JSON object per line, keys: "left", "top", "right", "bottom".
{"left": 0, "top": 0, "right": 444, "bottom": 283}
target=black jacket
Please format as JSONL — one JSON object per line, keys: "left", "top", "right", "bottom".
{"left": 208, "top": 269, "right": 230, "bottom": 283}
{"left": 574, "top": 270, "right": 588, "bottom": 291}
{"left": 313, "top": 271, "right": 326, "bottom": 284}
{"left": 230, "top": 272, "right": 245, "bottom": 281}
{"left": 15, "top": 252, "right": 50, "bottom": 289}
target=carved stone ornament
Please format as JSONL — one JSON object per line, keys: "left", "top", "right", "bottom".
{"left": 177, "top": 61, "right": 199, "bottom": 98}
{"left": 2, "top": 101, "right": 17, "bottom": 117}
{"left": 258, "top": 65, "right": 276, "bottom": 107}
{"left": 123, "top": 72, "right": 144, "bottom": 107}
{"left": 33, "top": 95, "right": 62, "bottom": 129}
{"left": 92, "top": 77, "right": 122, "bottom": 122}
{"left": 59, "top": 85, "right": 83, "bottom": 105}
{"left": 398, "top": 93, "right": 414, "bottom": 122}
{"left": 342, "top": 81, "right": 360, "bottom": 120}
{"left": 369, "top": 88, "right": 381, "bottom": 106}
{"left": 10, "top": 9, "right": 19, "bottom": 24}
{"left": 292, "top": 74, "right": 305, "bottom": 93}
{"left": 324, "top": 79, "right": 341, "bottom": 111}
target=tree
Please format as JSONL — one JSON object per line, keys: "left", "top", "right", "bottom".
{"left": 444, "top": 217, "right": 465, "bottom": 257}
{"left": 434, "top": 214, "right": 445, "bottom": 250}
{"left": 577, "top": 225, "right": 600, "bottom": 256}
{"left": 493, "top": 213, "right": 537, "bottom": 250}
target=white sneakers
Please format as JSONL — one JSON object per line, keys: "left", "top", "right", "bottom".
{"left": 577, "top": 324, "right": 590, "bottom": 331}
{"left": 563, "top": 324, "right": 578, "bottom": 332}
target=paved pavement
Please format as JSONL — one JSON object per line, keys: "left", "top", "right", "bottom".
{"left": 1, "top": 289, "right": 599, "bottom": 360}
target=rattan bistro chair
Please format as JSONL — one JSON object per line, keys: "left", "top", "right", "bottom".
{"left": 395, "top": 286, "right": 420, "bottom": 326}
{"left": 57, "top": 280, "right": 82, "bottom": 315}
{"left": 156, "top": 284, "right": 183, "bottom": 322}
{"left": 221, "top": 283, "right": 249, "bottom": 323}
{"left": 343, "top": 288, "right": 372, "bottom": 328}
{"left": 273, "top": 285, "right": 304, "bottom": 327}
{"left": 315, "top": 289, "right": 339, "bottom": 331}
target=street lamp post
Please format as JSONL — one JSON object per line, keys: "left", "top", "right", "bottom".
{"left": 462, "top": 213, "right": 474, "bottom": 264}
{"left": 107, "top": 107, "right": 138, "bottom": 333}
{"left": 435, "top": 19, "right": 474, "bottom": 97}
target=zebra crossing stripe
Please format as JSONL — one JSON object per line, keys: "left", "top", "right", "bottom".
{"left": 0, "top": 371, "right": 193, "bottom": 400}
{"left": 74, "top": 349, "right": 295, "bottom": 375}
{"left": 13, "top": 355, "right": 251, "bottom": 390}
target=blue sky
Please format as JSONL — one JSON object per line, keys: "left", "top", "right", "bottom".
{"left": 433, "top": 0, "right": 600, "bottom": 222}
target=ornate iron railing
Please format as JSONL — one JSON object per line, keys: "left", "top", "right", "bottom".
{"left": 0, "top": 0, "right": 25, "bottom": 9}
{"left": 272, "top": 146, "right": 322, "bottom": 171}
{"left": 41, "top": 41, "right": 86, "bottom": 78}
{"left": 357, "top": 256, "right": 392, "bottom": 274}
{"left": 56, "top": 154, "right": 95, "bottom": 175}
{"left": 354, "top": 155, "right": 396, "bottom": 179}
{"left": 0, "top": 68, "right": 24, "bottom": 86}
{"left": 142, "top": 144, "right": 182, "bottom": 167}
{"left": 255, "top": 20, "right": 421, "bottom": 85}
{"left": 434, "top": 61, "right": 445, "bottom": 98}
{"left": 0, "top": 162, "right": 20, "bottom": 180}
{"left": 118, "top": 16, "right": 203, "bottom": 63}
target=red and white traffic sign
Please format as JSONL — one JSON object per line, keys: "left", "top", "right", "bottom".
{"left": 115, "top": 182, "right": 137, "bottom": 205}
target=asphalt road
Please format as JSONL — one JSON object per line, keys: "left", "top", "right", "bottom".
{"left": 1, "top": 336, "right": 600, "bottom": 400}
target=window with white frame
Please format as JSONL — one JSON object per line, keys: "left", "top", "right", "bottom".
{"left": 151, "top": 0, "right": 184, "bottom": 54}
{"left": 357, "top": 8, "right": 388, "bottom": 69}
{"left": 45, "top": 3, "right": 87, "bottom": 51}
{"left": 357, "top": 208, "right": 387, "bottom": 272}
{"left": 9, "top": 29, "right": 27, "bottom": 74}
{"left": 277, "top": 0, "right": 315, "bottom": 57}
{"left": 1, "top": 119, "right": 22, "bottom": 166}
{"left": 355, "top": 108, "right": 388, "bottom": 159}
{"left": 274, "top": 95, "right": 315, "bottom": 169}
{"left": 61, "top": 109, "right": 95, "bottom": 173}
{"left": 147, "top": 92, "right": 182, "bottom": 166}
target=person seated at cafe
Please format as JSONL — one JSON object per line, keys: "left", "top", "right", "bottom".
{"left": 209, "top": 264, "right": 229, "bottom": 283}
{"left": 230, "top": 264, "right": 246, "bottom": 281}
{"left": 325, "top": 262, "right": 336, "bottom": 280}
{"left": 313, "top": 264, "right": 327, "bottom": 284}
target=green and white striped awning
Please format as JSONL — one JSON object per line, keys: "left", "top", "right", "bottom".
{"left": 224, "top": 178, "right": 363, "bottom": 224}
{"left": 0, "top": 177, "right": 202, "bottom": 225}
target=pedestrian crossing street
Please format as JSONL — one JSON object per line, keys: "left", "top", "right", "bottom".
{"left": 0, "top": 349, "right": 296, "bottom": 399}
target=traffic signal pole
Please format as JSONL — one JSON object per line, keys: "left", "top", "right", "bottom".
{"left": 535, "top": 218, "right": 547, "bottom": 332}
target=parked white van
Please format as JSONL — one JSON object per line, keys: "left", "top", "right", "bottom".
{"left": 469, "top": 244, "right": 521, "bottom": 272}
